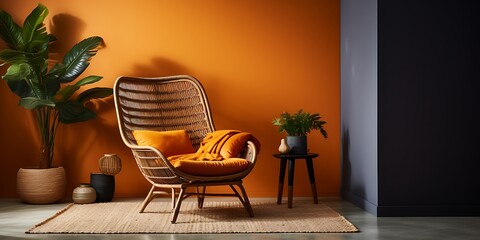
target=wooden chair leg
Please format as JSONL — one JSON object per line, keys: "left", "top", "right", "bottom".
{"left": 229, "top": 185, "right": 243, "bottom": 204}
{"left": 171, "top": 188, "right": 176, "bottom": 210}
{"left": 139, "top": 185, "right": 155, "bottom": 213}
{"left": 196, "top": 186, "right": 206, "bottom": 208}
{"left": 231, "top": 183, "right": 254, "bottom": 217}
{"left": 171, "top": 188, "right": 186, "bottom": 224}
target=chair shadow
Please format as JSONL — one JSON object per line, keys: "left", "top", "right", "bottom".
{"left": 131, "top": 57, "right": 191, "bottom": 78}
{"left": 142, "top": 200, "right": 326, "bottom": 224}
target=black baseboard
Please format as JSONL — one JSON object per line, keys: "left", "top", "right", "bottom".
{"left": 342, "top": 190, "right": 480, "bottom": 217}
{"left": 377, "top": 205, "right": 480, "bottom": 217}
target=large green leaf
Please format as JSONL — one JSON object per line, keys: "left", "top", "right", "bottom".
{"left": 54, "top": 76, "right": 103, "bottom": 102}
{"left": 19, "top": 97, "right": 55, "bottom": 109}
{"left": 22, "top": 4, "right": 49, "bottom": 51}
{"left": 26, "top": 26, "right": 50, "bottom": 53}
{"left": 57, "top": 101, "right": 96, "bottom": 124}
{"left": 5, "top": 80, "right": 32, "bottom": 98}
{"left": 0, "top": 49, "right": 29, "bottom": 65}
{"left": 0, "top": 48, "right": 49, "bottom": 84}
{"left": 21, "top": 5, "right": 51, "bottom": 78}
{"left": 3, "top": 64, "right": 32, "bottom": 98}
{"left": 58, "top": 36, "right": 103, "bottom": 83}
{"left": 76, "top": 87, "right": 112, "bottom": 104}
{"left": 0, "top": 8, "right": 23, "bottom": 49}
{"left": 74, "top": 75, "right": 102, "bottom": 87}
{"left": 2, "top": 63, "right": 31, "bottom": 81}
{"left": 2, "top": 62, "right": 49, "bottom": 100}
{"left": 55, "top": 85, "right": 80, "bottom": 103}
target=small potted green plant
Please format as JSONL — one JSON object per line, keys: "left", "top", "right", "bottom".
{"left": 272, "top": 109, "right": 328, "bottom": 155}
{"left": 0, "top": 4, "right": 112, "bottom": 203}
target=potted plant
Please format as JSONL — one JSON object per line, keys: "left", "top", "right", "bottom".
{"left": 272, "top": 109, "right": 328, "bottom": 155}
{"left": 0, "top": 4, "right": 112, "bottom": 203}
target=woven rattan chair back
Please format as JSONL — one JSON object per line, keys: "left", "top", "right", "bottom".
{"left": 114, "top": 75, "right": 215, "bottom": 150}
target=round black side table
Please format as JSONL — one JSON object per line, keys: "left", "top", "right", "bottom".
{"left": 273, "top": 153, "right": 319, "bottom": 208}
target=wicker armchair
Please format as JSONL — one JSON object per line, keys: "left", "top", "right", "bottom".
{"left": 113, "top": 75, "right": 258, "bottom": 223}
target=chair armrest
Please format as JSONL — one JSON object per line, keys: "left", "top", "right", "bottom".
{"left": 241, "top": 141, "right": 258, "bottom": 165}
{"left": 128, "top": 145, "right": 184, "bottom": 183}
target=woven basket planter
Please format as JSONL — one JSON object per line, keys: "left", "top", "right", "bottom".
{"left": 17, "top": 167, "right": 66, "bottom": 204}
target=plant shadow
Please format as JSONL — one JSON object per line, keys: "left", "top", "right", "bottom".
{"left": 49, "top": 14, "right": 87, "bottom": 60}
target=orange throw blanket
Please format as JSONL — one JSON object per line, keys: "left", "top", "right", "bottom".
{"left": 168, "top": 130, "right": 260, "bottom": 161}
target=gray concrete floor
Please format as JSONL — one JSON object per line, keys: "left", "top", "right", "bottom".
{"left": 1, "top": 197, "right": 479, "bottom": 240}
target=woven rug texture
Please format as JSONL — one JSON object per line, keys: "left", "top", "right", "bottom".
{"left": 27, "top": 200, "right": 359, "bottom": 234}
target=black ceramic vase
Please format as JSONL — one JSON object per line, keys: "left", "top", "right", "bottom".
{"left": 90, "top": 173, "right": 115, "bottom": 202}
{"left": 286, "top": 136, "right": 308, "bottom": 155}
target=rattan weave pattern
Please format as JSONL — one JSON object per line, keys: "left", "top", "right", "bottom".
{"left": 116, "top": 79, "right": 211, "bottom": 149}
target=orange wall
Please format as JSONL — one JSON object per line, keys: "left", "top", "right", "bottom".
{"left": 0, "top": 0, "right": 340, "bottom": 198}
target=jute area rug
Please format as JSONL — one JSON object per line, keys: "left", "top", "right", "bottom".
{"left": 27, "top": 199, "right": 358, "bottom": 234}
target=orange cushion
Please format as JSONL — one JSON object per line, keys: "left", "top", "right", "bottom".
{"left": 219, "top": 132, "right": 251, "bottom": 158}
{"left": 169, "top": 158, "right": 250, "bottom": 176}
{"left": 132, "top": 130, "right": 195, "bottom": 158}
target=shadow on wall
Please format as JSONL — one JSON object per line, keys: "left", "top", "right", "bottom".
{"left": 132, "top": 57, "right": 191, "bottom": 78}
{"left": 46, "top": 13, "right": 122, "bottom": 188}
{"left": 341, "top": 126, "right": 351, "bottom": 193}
{"left": 49, "top": 14, "right": 87, "bottom": 59}
{"left": 341, "top": 126, "right": 369, "bottom": 209}
{"left": 130, "top": 59, "right": 260, "bottom": 134}
{"left": 46, "top": 13, "right": 115, "bottom": 165}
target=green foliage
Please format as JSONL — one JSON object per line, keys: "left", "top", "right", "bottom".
{"left": 0, "top": 4, "right": 113, "bottom": 168}
{"left": 272, "top": 109, "right": 328, "bottom": 138}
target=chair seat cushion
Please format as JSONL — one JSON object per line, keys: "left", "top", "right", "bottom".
{"left": 168, "top": 157, "right": 250, "bottom": 176}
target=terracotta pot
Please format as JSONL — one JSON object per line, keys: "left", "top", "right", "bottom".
{"left": 17, "top": 167, "right": 66, "bottom": 204}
